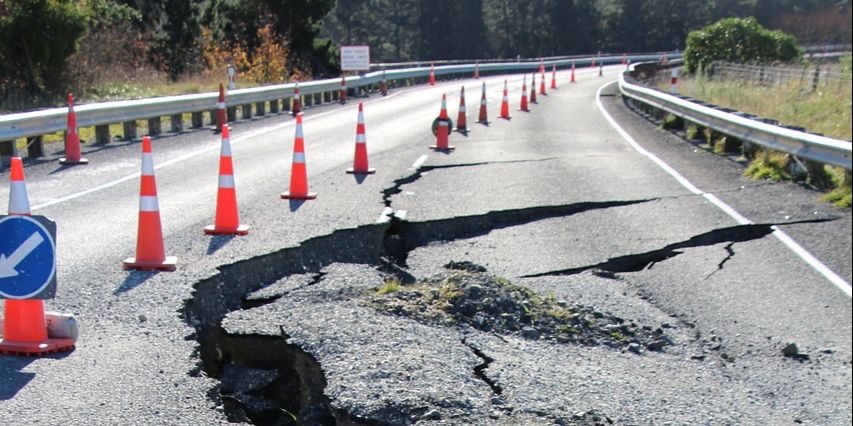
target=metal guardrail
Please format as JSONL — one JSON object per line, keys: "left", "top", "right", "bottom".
{"left": 0, "top": 53, "right": 677, "bottom": 146}
{"left": 618, "top": 66, "right": 852, "bottom": 171}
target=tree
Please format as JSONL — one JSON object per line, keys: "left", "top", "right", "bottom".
{"left": 684, "top": 17, "right": 802, "bottom": 73}
{"left": 0, "top": 0, "right": 88, "bottom": 94}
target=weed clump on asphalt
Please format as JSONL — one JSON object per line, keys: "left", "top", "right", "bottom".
{"left": 367, "top": 261, "right": 671, "bottom": 352}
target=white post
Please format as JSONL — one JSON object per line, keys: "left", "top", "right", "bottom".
{"left": 227, "top": 65, "right": 236, "bottom": 90}
{"left": 670, "top": 68, "right": 679, "bottom": 93}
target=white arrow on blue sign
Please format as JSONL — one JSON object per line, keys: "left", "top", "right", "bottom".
{"left": 0, "top": 215, "right": 57, "bottom": 299}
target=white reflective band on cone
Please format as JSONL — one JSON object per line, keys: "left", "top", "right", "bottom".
{"left": 293, "top": 152, "right": 306, "bottom": 163}
{"left": 218, "top": 174, "right": 235, "bottom": 188}
{"left": 439, "top": 122, "right": 448, "bottom": 127}
{"left": 295, "top": 126, "right": 303, "bottom": 138}
{"left": 141, "top": 153, "right": 155, "bottom": 174}
{"left": 8, "top": 182, "right": 30, "bottom": 214}
{"left": 218, "top": 102, "right": 226, "bottom": 109}
{"left": 139, "top": 195, "right": 160, "bottom": 212}
{"left": 221, "top": 139, "right": 232, "bottom": 156}
{"left": 356, "top": 134, "right": 366, "bottom": 143}
{"left": 460, "top": 106, "right": 466, "bottom": 112}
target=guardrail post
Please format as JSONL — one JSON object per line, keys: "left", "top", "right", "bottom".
{"left": 324, "top": 92, "right": 332, "bottom": 103}
{"left": 227, "top": 106, "right": 237, "bottom": 122}
{"left": 255, "top": 101, "right": 266, "bottom": 116}
{"left": 241, "top": 104, "right": 252, "bottom": 120}
{"left": 1, "top": 140, "right": 19, "bottom": 166}
{"left": 283, "top": 97, "right": 291, "bottom": 112}
{"left": 269, "top": 99, "right": 280, "bottom": 114}
{"left": 208, "top": 110, "right": 218, "bottom": 126}
{"left": 170, "top": 114, "right": 183, "bottom": 133}
{"left": 191, "top": 112, "right": 204, "bottom": 128}
{"left": 95, "top": 125, "right": 111, "bottom": 144}
{"left": 148, "top": 117, "right": 162, "bottom": 136}
{"left": 123, "top": 121, "right": 137, "bottom": 140}
{"left": 26, "top": 136, "right": 44, "bottom": 158}
{"left": 313, "top": 93, "right": 322, "bottom": 105}
{"left": 304, "top": 94, "right": 313, "bottom": 107}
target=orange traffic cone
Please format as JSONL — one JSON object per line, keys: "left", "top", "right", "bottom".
{"left": 499, "top": 80, "right": 511, "bottom": 119}
{"left": 530, "top": 74, "right": 538, "bottom": 104}
{"left": 205, "top": 125, "right": 249, "bottom": 235}
{"left": 123, "top": 136, "right": 177, "bottom": 271}
{"left": 599, "top": 61, "right": 604, "bottom": 77}
{"left": 591, "top": 58, "right": 596, "bottom": 68}
{"left": 59, "top": 93, "right": 89, "bottom": 165}
{"left": 550, "top": 64, "right": 557, "bottom": 89}
{"left": 380, "top": 70, "right": 388, "bottom": 96}
{"left": 429, "top": 62, "right": 436, "bottom": 86}
{"left": 0, "top": 158, "right": 75, "bottom": 356}
{"left": 430, "top": 94, "right": 454, "bottom": 151}
{"left": 474, "top": 61, "right": 480, "bottom": 79}
{"left": 340, "top": 74, "right": 347, "bottom": 104}
{"left": 346, "top": 102, "right": 375, "bottom": 174}
{"left": 519, "top": 76, "right": 529, "bottom": 112}
{"left": 281, "top": 114, "right": 317, "bottom": 199}
{"left": 477, "top": 81, "right": 489, "bottom": 125}
{"left": 570, "top": 61, "right": 576, "bottom": 83}
{"left": 621, "top": 53, "right": 627, "bottom": 65}
{"left": 539, "top": 69, "right": 547, "bottom": 95}
{"left": 216, "top": 83, "right": 226, "bottom": 133}
{"left": 539, "top": 59, "right": 545, "bottom": 74}
{"left": 455, "top": 86, "right": 468, "bottom": 133}
{"left": 292, "top": 81, "right": 302, "bottom": 115}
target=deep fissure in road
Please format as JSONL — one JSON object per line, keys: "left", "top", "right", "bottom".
{"left": 183, "top": 187, "right": 781, "bottom": 424}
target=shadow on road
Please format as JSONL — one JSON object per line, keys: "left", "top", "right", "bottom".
{"left": 114, "top": 270, "right": 159, "bottom": 295}
{"left": 207, "top": 235, "right": 236, "bottom": 255}
{"left": 289, "top": 199, "right": 306, "bottom": 212}
{"left": 0, "top": 351, "right": 73, "bottom": 401}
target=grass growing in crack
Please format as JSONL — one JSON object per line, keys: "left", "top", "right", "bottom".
{"left": 365, "top": 264, "right": 669, "bottom": 350}
{"left": 375, "top": 279, "right": 403, "bottom": 295}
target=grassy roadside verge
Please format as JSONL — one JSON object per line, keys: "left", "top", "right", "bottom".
{"left": 655, "top": 61, "right": 852, "bottom": 207}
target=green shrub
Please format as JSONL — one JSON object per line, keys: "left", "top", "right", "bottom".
{"left": 745, "top": 150, "right": 791, "bottom": 181}
{"left": 684, "top": 17, "right": 802, "bottom": 73}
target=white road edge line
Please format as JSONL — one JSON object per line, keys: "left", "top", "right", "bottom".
{"left": 595, "top": 80, "right": 852, "bottom": 298}
{"left": 411, "top": 154, "right": 429, "bottom": 170}
{"left": 31, "top": 91, "right": 405, "bottom": 212}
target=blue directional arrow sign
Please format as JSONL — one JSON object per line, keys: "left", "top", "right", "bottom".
{"left": 0, "top": 215, "right": 57, "bottom": 299}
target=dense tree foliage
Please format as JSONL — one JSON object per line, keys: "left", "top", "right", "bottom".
{"left": 684, "top": 17, "right": 802, "bottom": 72}
{"left": 1, "top": 0, "right": 850, "bottom": 109}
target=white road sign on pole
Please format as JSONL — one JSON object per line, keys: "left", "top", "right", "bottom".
{"left": 340, "top": 46, "right": 370, "bottom": 71}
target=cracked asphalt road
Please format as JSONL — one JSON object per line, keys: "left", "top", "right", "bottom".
{"left": 1, "top": 65, "right": 850, "bottom": 425}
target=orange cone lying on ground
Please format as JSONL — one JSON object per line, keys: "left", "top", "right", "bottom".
{"left": 281, "top": 114, "right": 317, "bottom": 199}
{"left": 0, "top": 158, "right": 76, "bottom": 356}
{"left": 216, "top": 83, "right": 226, "bottom": 133}
{"left": 550, "top": 64, "right": 557, "bottom": 89}
{"left": 519, "top": 76, "right": 529, "bottom": 112}
{"left": 292, "top": 81, "right": 302, "bottom": 115}
{"left": 429, "top": 62, "right": 436, "bottom": 86}
{"left": 340, "top": 74, "right": 347, "bottom": 104}
{"left": 123, "top": 137, "right": 177, "bottom": 271}
{"left": 455, "top": 86, "right": 468, "bottom": 133}
{"left": 346, "top": 102, "right": 375, "bottom": 174}
{"left": 499, "top": 80, "right": 511, "bottom": 119}
{"left": 477, "top": 81, "right": 489, "bottom": 125}
{"left": 60, "top": 93, "right": 89, "bottom": 165}
{"left": 205, "top": 125, "right": 249, "bottom": 235}
{"left": 571, "top": 61, "right": 576, "bottom": 83}
{"left": 530, "top": 73, "right": 538, "bottom": 104}
{"left": 429, "top": 94, "right": 454, "bottom": 151}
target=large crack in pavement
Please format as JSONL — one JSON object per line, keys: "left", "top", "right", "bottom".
{"left": 182, "top": 159, "right": 812, "bottom": 424}
{"left": 520, "top": 219, "right": 834, "bottom": 278}
{"left": 381, "top": 157, "right": 559, "bottom": 207}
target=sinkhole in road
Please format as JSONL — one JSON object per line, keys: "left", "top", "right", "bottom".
{"left": 182, "top": 194, "right": 793, "bottom": 424}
